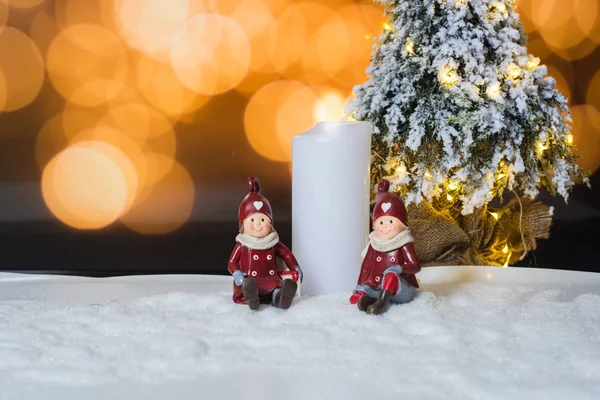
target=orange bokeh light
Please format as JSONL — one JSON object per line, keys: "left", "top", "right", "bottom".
{"left": 47, "top": 24, "right": 129, "bottom": 107}
{"left": 29, "top": 7, "right": 60, "bottom": 59}
{"left": 41, "top": 142, "right": 133, "bottom": 230}
{"left": 120, "top": 158, "right": 195, "bottom": 234}
{"left": 0, "top": 27, "right": 44, "bottom": 112}
{"left": 0, "top": 1, "right": 8, "bottom": 29}
{"left": 135, "top": 53, "right": 211, "bottom": 118}
{"left": 170, "top": 13, "right": 252, "bottom": 96}
{"left": 570, "top": 105, "right": 600, "bottom": 173}
{"left": 301, "top": 12, "right": 351, "bottom": 83}
{"left": 244, "top": 80, "right": 321, "bottom": 162}
{"left": 54, "top": 0, "right": 115, "bottom": 30}
{"left": 546, "top": 65, "right": 572, "bottom": 103}
{"left": 5, "top": 0, "right": 43, "bottom": 9}
{"left": 113, "top": 0, "right": 204, "bottom": 60}
{"left": 266, "top": 4, "right": 309, "bottom": 73}
{"left": 586, "top": 70, "right": 600, "bottom": 111}
{"left": 329, "top": 3, "right": 383, "bottom": 88}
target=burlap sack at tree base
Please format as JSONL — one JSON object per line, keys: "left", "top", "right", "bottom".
{"left": 407, "top": 199, "right": 553, "bottom": 266}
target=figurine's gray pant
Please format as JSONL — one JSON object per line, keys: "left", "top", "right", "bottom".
{"left": 356, "top": 277, "right": 416, "bottom": 304}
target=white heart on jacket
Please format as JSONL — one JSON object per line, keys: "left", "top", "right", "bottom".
{"left": 381, "top": 202, "right": 392, "bottom": 212}
{"left": 253, "top": 201, "right": 264, "bottom": 210}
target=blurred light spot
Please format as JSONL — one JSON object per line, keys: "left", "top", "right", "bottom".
{"left": 35, "top": 112, "right": 71, "bottom": 171}
{"left": 170, "top": 13, "right": 251, "bottom": 96}
{"left": 121, "top": 159, "right": 195, "bottom": 234}
{"left": 515, "top": 0, "right": 536, "bottom": 34}
{"left": 546, "top": 65, "right": 572, "bottom": 102}
{"left": 527, "top": 35, "right": 553, "bottom": 60}
{"left": 274, "top": 82, "right": 319, "bottom": 159}
{"left": 136, "top": 54, "right": 210, "bottom": 118}
{"left": 114, "top": 0, "right": 202, "bottom": 61}
{"left": 0, "top": 1, "right": 8, "bottom": 29}
{"left": 530, "top": 0, "right": 573, "bottom": 31}
{"left": 42, "top": 142, "right": 132, "bottom": 230}
{"left": 60, "top": 103, "right": 104, "bottom": 142}
{"left": 570, "top": 105, "right": 600, "bottom": 173}
{"left": 333, "top": 3, "right": 387, "bottom": 88}
{"left": 101, "top": 102, "right": 174, "bottom": 142}
{"left": 54, "top": 0, "right": 115, "bottom": 30}
{"left": 301, "top": 13, "right": 350, "bottom": 83}
{"left": 0, "top": 27, "right": 44, "bottom": 112}
{"left": 314, "top": 90, "right": 345, "bottom": 122}
{"left": 6, "top": 0, "right": 43, "bottom": 9}
{"left": 29, "top": 7, "right": 60, "bottom": 58}
{"left": 229, "top": 0, "right": 275, "bottom": 39}
{"left": 586, "top": 70, "right": 600, "bottom": 111}
{"left": 266, "top": 4, "right": 308, "bottom": 73}
{"left": 245, "top": 80, "right": 300, "bottom": 162}
{"left": 47, "top": 24, "right": 129, "bottom": 107}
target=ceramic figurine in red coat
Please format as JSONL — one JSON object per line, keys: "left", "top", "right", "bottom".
{"left": 228, "top": 177, "right": 303, "bottom": 311}
{"left": 350, "top": 179, "right": 421, "bottom": 315}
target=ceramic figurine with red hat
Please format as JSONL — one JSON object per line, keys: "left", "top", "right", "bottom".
{"left": 349, "top": 179, "right": 421, "bottom": 315}
{"left": 228, "top": 177, "right": 303, "bottom": 311}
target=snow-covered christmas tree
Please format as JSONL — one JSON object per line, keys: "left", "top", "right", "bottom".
{"left": 348, "top": 0, "right": 588, "bottom": 266}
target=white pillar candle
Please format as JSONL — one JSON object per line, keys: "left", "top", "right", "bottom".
{"left": 292, "top": 121, "right": 372, "bottom": 296}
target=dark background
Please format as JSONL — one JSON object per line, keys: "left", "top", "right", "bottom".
{"left": 0, "top": 0, "right": 599, "bottom": 276}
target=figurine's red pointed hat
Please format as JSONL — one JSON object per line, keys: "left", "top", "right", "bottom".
{"left": 372, "top": 179, "right": 408, "bottom": 225}
{"left": 238, "top": 177, "right": 273, "bottom": 225}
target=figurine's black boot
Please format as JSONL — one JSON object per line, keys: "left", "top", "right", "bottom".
{"left": 357, "top": 295, "right": 377, "bottom": 312}
{"left": 274, "top": 279, "right": 297, "bottom": 310}
{"left": 366, "top": 290, "right": 393, "bottom": 315}
{"left": 242, "top": 278, "right": 260, "bottom": 311}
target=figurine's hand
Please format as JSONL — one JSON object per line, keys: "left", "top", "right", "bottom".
{"left": 383, "top": 265, "right": 403, "bottom": 276}
{"left": 232, "top": 270, "right": 245, "bottom": 286}
{"left": 294, "top": 265, "right": 303, "bottom": 283}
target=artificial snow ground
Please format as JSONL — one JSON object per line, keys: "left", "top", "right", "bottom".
{"left": 1, "top": 267, "right": 599, "bottom": 400}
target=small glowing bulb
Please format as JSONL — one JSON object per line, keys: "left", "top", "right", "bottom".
{"left": 537, "top": 142, "right": 547, "bottom": 153}
{"left": 405, "top": 38, "right": 415, "bottom": 55}
{"left": 506, "top": 63, "right": 521, "bottom": 80}
{"left": 448, "top": 181, "right": 458, "bottom": 190}
{"left": 486, "top": 82, "right": 501, "bottom": 99}
{"left": 502, "top": 244, "right": 509, "bottom": 254}
{"left": 566, "top": 134, "right": 573, "bottom": 145}
{"left": 447, "top": 194, "right": 453, "bottom": 201}
{"left": 383, "top": 23, "right": 393, "bottom": 31}
{"left": 439, "top": 65, "right": 459, "bottom": 88}
{"left": 526, "top": 56, "right": 540, "bottom": 70}
{"left": 490, "top": 212, "right": 499, "bottom": 220}
{"left": 396, "top": 164, "right": 407, "bottom": 174}
{"left": 424, "top": 171, "right": 433, "bottom": 180}
{"left": 499, "top": 160, "right": 505, "bottom": 167}
{"left": 494, "top": 2, "right": 507, "bottom": 13}
{"left": 347, "top": 113, "right": 357, "bottom": 122}
{"left": 497, "top": 173, "right": 507, "bottom": 180}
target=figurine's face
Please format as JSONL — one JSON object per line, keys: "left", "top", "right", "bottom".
{"left": 243, "top": 212, "right": 272, "bottom": 238}
{"left": 373, "top": 216, "right": 405, "bottom": 239}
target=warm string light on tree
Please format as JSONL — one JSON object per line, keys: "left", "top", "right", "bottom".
{"left": 439, "top": 64, "right": 459, "bottom": 88}
{"left": 404, "top": 38, "right": 415, "bottom": 56}
{"left": 506, "top": 63, "right": 522, "bottom": 80}
{"left": 492, "top": 2, "right": 507, "bottom": 14}
{"left": 526, "top": 56, "right": 540, "bottom": 70}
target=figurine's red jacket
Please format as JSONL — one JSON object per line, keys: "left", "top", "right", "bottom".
{"left": 357, "top": 243, "right": 421, "bottom": 289}
{"left": 228, "top": 242, "right": 299, "bottom": 303}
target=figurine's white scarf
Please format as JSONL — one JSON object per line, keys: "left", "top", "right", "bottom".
{"left": 236, "top": 231, "right": 280, "bottom": 250}
{"left": 361, "top": 230, "right": 414, "bottom": 258}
